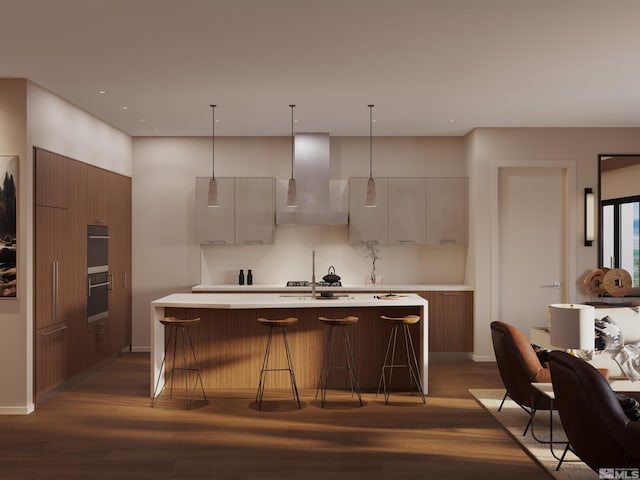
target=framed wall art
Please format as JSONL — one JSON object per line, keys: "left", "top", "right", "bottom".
{"left": 0, "top": 156, "right": 17, "bottom": 298}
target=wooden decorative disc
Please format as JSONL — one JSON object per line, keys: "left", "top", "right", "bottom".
{"left": 583, "top": 268, "right": 606, "bottom": 296}
{"left": 603, "top": 268, "right": 632, "bottom": 297}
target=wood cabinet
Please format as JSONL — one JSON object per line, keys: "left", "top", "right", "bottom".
{"left": 419, "top": 290, "right": 473, "bottom": 352}
{"left": 426, "top": 178, "right": 468, "bottom": 245}
{"left": 107, "top": 173, "right": 132, "bottom": 354}
{"left": 87, "top": 166, "right": 109, "bottom": 225}
{"left": 87, "top": 318, "right": 109, "bottom": 366}
{"left": 196, "top": 177, "right": 274, "bottom": 245}
{"left": 34, "top": 148, "right": 131, "bottom": 401}
{"left": 349, "top": 177, "right": 389, "bottom": 244}
{"left": 35, "top": 148, "right": 75, "bottom": 208}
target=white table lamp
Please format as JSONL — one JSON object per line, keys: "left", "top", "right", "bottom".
{"left": 549, "top": 303, "right": 595, "bottom": 354}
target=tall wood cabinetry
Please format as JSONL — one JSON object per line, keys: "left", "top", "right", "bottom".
{"left": 34, "top": 148, "right": 131, "bottom": 402}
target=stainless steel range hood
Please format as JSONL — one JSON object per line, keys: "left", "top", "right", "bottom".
{"left": 276, "top": 133, "right": 349, "bottom": 225}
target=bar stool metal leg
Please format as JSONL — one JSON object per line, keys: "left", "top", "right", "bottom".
{"left": 377, "top": 315, "right": 425, "bottom": 405}
{"left": 342, "top": 327, "right": 363, "bottom": 406}
{"left": 403, "top": 324, "right": 425, "bottom": 403}
{"left": 256, "top": 326, "right": 275, "bottom": 410}
{"left": 152, "top": 317, "right": 206, "bottom": 409}
{"left": 151, "top": 323, "right": 176, "bottom": 406}
{"left": 255, "top": 318, "right": 301, "bottom": 410}
{"left": 282, "top": 327, "right": 301, "bottom": 408}
{"left": 316, "top": 316, "right": 363, "bottom": 407}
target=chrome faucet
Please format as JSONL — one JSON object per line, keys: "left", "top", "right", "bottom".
{"left": 311, "top": 250, "right": 316, "bottom": 298}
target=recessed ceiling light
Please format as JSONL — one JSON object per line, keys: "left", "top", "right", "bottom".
{"left": 449, "top": 119, "right": 456, "bottom": 123}
{"left": 97, "top": 90, "right": 108, "bottom": 95}
{"left": 216, "top": 119, "right": 220, "bottom": 123}
{"left": 140, "top": 118, "right": 146, "bottom": 123}
{"left": 121, "top": 105, "right": 129, "bottom": 110}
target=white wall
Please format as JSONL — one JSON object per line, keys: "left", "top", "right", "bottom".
{"left": 468, "top": 128, "right": 640, "bottom": 361}
{"left": 27, "top": 82, "right": 132, "bottom": 176}
{"left": 132, "top": 136, "right": 467, "bottom": 349}
{"left": 0, "top": 79, "right": 132, "bottom": 413}
{"left": 0, "top": 79, "right": 30, "bottom": 413}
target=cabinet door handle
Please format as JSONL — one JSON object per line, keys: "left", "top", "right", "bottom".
{"left": 42, "top": 324, "right": 67, "bottom": 336}
{"left": 396, "top": 240, "right": 416, "bottom": 244}
{"left": 439, "top": 292, "right": 462, "bottom": 296}
{"left": 122, "top": 271, "right": 127, "bottom": 289}
{"left": 439, "top": 239, "right": 456, "bottom": 245}
{"left": 241, "top": 240, "right": 264, "bottom": 245}
{"left": 107, "top": 274, "right": 113, "bottom": 291}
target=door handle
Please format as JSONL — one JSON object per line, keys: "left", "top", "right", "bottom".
{"left": 541, "top": 282, "right": 561, "bottom": 288}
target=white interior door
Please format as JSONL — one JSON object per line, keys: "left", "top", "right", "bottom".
{"left": 498, "top": 167, "right": 567, "bottom": 335}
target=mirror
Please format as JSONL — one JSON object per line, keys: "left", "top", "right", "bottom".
{"left": 598, "top": 154, "right": 640, "bottom": 290}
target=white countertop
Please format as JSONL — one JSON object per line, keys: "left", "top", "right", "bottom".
{"left": 152, "top": 292, "right": 429, "bottom": 309}
{"left": 192, "top": 284, "right": 472, "bottom": 293}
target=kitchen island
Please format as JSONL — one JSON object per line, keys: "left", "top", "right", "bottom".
{"left": 151, "top": 293, "right": 428, "bottom": 398}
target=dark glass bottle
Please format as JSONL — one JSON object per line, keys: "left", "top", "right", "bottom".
{"left": 247, "top": 269, "right": 253, "bottom": 285}
{"left": 239, "top": 269, "right": 245, "bottom": 285}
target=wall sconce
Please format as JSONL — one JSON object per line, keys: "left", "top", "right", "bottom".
{"left": 584, "top": 187, "right": 595, "bottom": 246}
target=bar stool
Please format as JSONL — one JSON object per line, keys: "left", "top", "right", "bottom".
{"left": 377, "top": 314, "right": 425, "bottom": 405}
{"left": 255, "top": 317, "right": 301, "bottom": 410}
{"left": 315, "top": 316, "right": 363, "bottom": 407}
{"left": 151, "top": 317, "right": 207, "bottom": 409}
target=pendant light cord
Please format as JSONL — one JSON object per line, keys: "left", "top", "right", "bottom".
{"left": 368, "top": 104, "right": 374, "bottom": 180}
{"left": 210, "top": 104, "right": 216, "bottom": 179}
{"left": 290, "top": 104, "right": 295, "bottom": 180}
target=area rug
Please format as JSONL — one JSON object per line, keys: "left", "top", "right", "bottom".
{"left": 469, "top": 389, "right": 597, "bottom": 480}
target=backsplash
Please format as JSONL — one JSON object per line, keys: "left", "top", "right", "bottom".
{"left": 200, "top": 225, "right": 466, "bottom": 285}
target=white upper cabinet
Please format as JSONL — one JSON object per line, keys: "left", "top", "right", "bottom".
{"left": 349, "top": 176, "right": 468, "bottom": 246}
{"left": 349, "top": 177, "right": 389, "bottom": 245}
{"left": 388, "top": 178, "right": 427, "bottom": 245}
{"left": 426, "top": 177, "right": 468, "bottom": 245}
{"left": 196, "top": 177, "right": 274, "bottom": 245}
{"left": 196, "top": 177, "right": 235, "bottom": 245}
{"left": 235, "top": 178, "right": 274, "bottom": 245}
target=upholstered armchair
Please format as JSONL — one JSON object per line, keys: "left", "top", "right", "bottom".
{"left": 549, "top": 350, "right": 640, "bottom": 471}
{"left": 490, "top": 321, "right": 553, "bottom": 437}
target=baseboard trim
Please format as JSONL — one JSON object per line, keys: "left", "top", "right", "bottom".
{"left": 0, "top": 404, "right": 35, "bottom": 415}
{"left": 471, "top": 353, "right": 496, "bottom": 362}
{"left": 130, "top": 346, "right": 150, "bottom": 353}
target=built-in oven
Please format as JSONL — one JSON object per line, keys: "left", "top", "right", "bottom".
{"left": 88, "top": 225, "right": 109, "bottom": 273}
{"left": 87, "top": 225, "right": 110, "bottom": 323}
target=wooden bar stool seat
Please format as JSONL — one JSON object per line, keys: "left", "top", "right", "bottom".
{"left": 316, "top": 316, "right": 363, "bottom": 407}
{"left": 256, "top": 317, "right": 301, "bottom": 410}
{"left": 377, "top": 314, "right": 425, "bottom": 405}
{"left": 151, "top": 317, "right": 207, "bottom": 409}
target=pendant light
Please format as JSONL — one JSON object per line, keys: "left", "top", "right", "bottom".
{"left": 207, "top": 104, "right": 219, "bottom": 207}
{"left": 286, "top": 104, "right": 298, "bottom": 207}
{"left": 365, "top": 104, "right": 376, "bottom": 207}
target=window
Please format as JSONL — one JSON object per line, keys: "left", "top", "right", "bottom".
{"left": 602, "top": 195, "right": 640, "bottom": 287}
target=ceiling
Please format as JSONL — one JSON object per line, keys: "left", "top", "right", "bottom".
{"left": 2, "top": 0, "right": 640, "bottom": 137}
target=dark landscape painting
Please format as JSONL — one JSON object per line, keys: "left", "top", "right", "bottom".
{"left": 0, "top": 156, "right": 17, "bottom": 298}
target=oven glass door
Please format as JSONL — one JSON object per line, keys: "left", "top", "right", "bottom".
{"left": 88, "top": 271, "right": 109, "bottom": 322}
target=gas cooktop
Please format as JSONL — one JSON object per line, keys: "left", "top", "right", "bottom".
{"left": 286, "top": 281, "right": 342, "bottom": 287}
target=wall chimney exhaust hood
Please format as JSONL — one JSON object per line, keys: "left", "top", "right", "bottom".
{"left": 276, "top": 133, "right": 349, "bottom": 225}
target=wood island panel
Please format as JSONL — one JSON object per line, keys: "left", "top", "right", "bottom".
{"left": 160, "top": 304, "right": 423, "bottom": 391}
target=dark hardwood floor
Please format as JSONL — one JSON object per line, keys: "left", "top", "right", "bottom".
{"left": 1, "top": 353, "right": 550, "bottom": 479}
